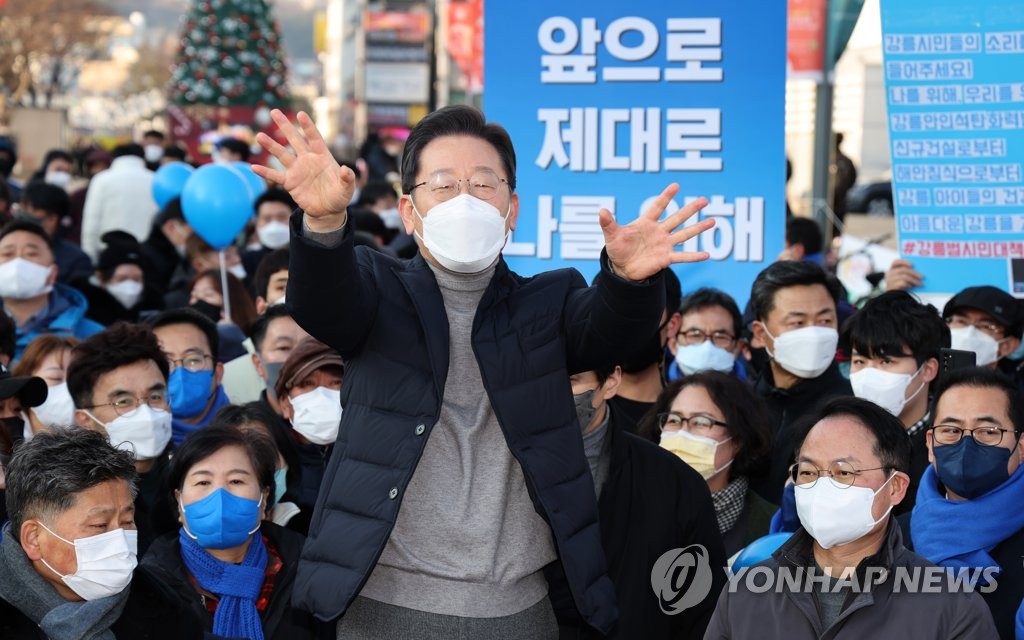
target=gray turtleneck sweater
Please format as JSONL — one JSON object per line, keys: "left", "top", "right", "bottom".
{"left": 359, "top": 261, "right": 557, "bottom": 617}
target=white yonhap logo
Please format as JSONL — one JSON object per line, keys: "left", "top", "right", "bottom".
{"left": 650, "top": 544, "right": 714, "bottom": 615}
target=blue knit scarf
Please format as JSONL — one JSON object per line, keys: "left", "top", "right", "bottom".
{"left": 178, "top": 527, "right": 267, "bottom": 640}
{"left": 911, "top": 464, "right": 1024, "bottom": 639}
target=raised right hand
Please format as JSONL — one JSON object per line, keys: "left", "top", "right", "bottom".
{"left": 884, "top": 258, "right": 923, "bottom": 291}
{"left": 252, "top": 109, "right": 355, "bottom": 231}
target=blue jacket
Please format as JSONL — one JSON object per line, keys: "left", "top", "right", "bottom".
{"left": 12, "top": 283, "right": 104, "bottom": 361}
{"left": 286, "top": 216, "right": 666, "bottom": 634}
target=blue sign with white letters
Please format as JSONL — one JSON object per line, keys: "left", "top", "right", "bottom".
{"left": 483, "top": 0, "right": 787, "bottom": 308}
{"left": 881, "top": 0, "right": 1024, "bottom": 296}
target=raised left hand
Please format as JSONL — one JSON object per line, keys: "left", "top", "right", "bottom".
{"left": 601, "top": 183, "right": 715, "bottom": 281}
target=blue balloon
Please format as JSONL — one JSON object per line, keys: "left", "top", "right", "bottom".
{"left": 181, "top": 164, "right": 254, "bottom": 250}
{"left": 233, "top": 161, "right": 267, "bottom": 204}
{"left": 731, "top": 533, "right": 793, "bottom": 572}
{"left": 151, "top": 162, "right": 194, "bottom": 209}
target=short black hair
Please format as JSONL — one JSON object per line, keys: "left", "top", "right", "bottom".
{"left": 749, "top": 260, "right": 843, "bottom": 322}
{"left": 66, "top": 322, "right": 170, "bottom": 409}
{"left": 169, "top": 423, "right": 277, "bottom": 508}
{"left": 148, "top": 307, "right": 221, "bottom": 361}
{"left": 639, "top": 372, "right": 773, "bottom": 480}
{"left": 157, "top": 197, "right": 186, "bottom": 223}
{"left": 930, "top": 367, "right": 1024, "bottom": 434}
{"left": 217, "top": 138, "right": 251, "bottom": 161}
{"left": 0, "top": 311, "right": 15, "bottom": 361}
{"left": 793, "top": 396, "right": 912, "bottom": 474}
{"left": 212, "top": 402, "right": 300, "bottom": 505}
{"left": 254, "top": 187, "right": 296, "bottom": 215}
{"left": 112, "top": 143, "right": 145, "bottom": 160}
{"left": 786, "top": 217, "right": 823, "bottom": 256}
{"left": 254, "top": 248, "right": 289, "bottom": 301}
{"left": 249, "top": 304, "right": 293, "bottom": 353}
{"left": 401, "top": 105, "right": 517, "bottom": 195}
{"left": 163, "top": 144, "right": 188, "bottom": 162}
{"left": 142, "top": 130, "right": 166, "bottom": 141}
{"left": 841, "top": 290, "right": 950, "bottom": 366}
{"left": 593, "top": 363, "right": 618, "bottom": 387}
{"left": 664, "top": 268, "right": 681, "bottom": 318}
{"left": 4, "top": 427, "right": 137, "bottom": 541}
{"left": 358, "top": 180, "right": 399, "bottom": 207}
{"left": 0, "top": 219, "right": 55, "bottom": 254}
{"left": 23, "top": 180, "right": 70, "bottom": 218}
{"left": 38, "top": 149, "right": 74, "bottom": 174}
{"left": 678, "top": 287, "right": 743, "bottom": 339}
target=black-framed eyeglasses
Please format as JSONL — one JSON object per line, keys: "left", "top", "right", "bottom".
{"left": 944, "top": 315, "right": 1006, "bottom": 339}
{"left": 676, "top": 328, "right": 736, "bottom": 350}
{"left": 409, "top": 170, "right": 511, "bottom": 202}
{"left": 930, "top": 425, "right": 1017, "bottom": 447}
{"left": 658, "top": 412, "right": 728, "bottom": 433}
{"left": 168, "top": 354, "right": 213, "bottom": 373}
{"left": 84, "top": 391, "right": 169, "bottom": 416}
{"left": 790, "top": 460, "right": 889, "bottom": 489}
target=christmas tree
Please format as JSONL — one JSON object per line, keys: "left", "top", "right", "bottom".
{"left": 168, "top": 0, "right": 289, "bottom": 107}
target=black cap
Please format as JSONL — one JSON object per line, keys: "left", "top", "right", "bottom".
{"left": 98, "top": 230, "right": 144, "bottom": 273}
{"left": 0, "top": 362, "right": 47, "bottom": 407}
{"left": 943, "top": 286, "right": 1023, "bottom": 337}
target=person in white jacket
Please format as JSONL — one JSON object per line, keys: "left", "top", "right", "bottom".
{"left": 81, "top": 144, "right": 158, "bottom": 261}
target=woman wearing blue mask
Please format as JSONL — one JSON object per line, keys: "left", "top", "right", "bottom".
{"left": 639, "top": 372, "right": 776, "bottom": 557}
{"left": 142, "top": 424, "right": 324, "bottom": 640}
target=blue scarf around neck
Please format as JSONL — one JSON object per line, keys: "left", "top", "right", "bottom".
{"left": 911, "top": 464, "right": 1024, "bottom": 639}
{"left": 179, "top": 526, "right": 267, "bottom": 640}
{"left": 171, "top": 385, "right": 231, "bottom": 446}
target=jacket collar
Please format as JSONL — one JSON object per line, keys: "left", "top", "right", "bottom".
{"left": 775, "top": 518, "right": 903, "bottom": 574}
{"left": 755, "top": 361, "right": 846, "bottom": 400}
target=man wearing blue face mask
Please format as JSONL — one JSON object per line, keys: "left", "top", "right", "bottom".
{"left": 148, "top": 308, "right": 232, "bottom": 447}
{"left": 904, "top": 367, "right": 1024, "bottom": 638}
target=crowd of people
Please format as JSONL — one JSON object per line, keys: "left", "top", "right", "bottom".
{"left": 0, "top": 106, "right": 1020, "bottom": 640}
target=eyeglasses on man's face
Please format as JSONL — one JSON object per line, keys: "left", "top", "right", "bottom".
{"left": 790, "top": 460, "right": 888, "bottom": 489}
{"left": 930, "top": 424, "right": 1017, "bottom": 447}
{"left": 85, "top": 391, "right": 169, "bottom": 417}
{"left": 168, "top": 354, "right": 213, "bottom": 373}
{"left": 410, "top": 170, "right": 510, "bottom": 203}
{"left": 676, "top": 328, "right": 736, "bottom": 350}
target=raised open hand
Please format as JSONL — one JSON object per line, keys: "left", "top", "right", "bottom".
{"left": 252, "top": 109, "right": 355, "bottom": 231}
{"left": 601, "top": 183, "right": 715, "bottom": 281}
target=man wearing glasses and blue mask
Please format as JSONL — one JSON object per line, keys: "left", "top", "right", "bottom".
{"left": 252, "top": 106, "right": 716, "bottom": 638}
{"left": 705, "top": 396, "right": 997, "bottom": 638}
{"left": 904, "top": 367, "right": 1024, "bottom": 638}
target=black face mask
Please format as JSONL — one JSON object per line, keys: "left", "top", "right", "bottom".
{"left": 189, "top": 299, "right": 222, "bottom": 324}
{"left": 1, "top": 416, "right": 23, "bottom": 448}
{"left": 0, "top": 157, "right": 13, "bottom": 178}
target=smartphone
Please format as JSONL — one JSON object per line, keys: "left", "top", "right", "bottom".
{"left": 939, "top": 348, "right": 976, "bottom": 379}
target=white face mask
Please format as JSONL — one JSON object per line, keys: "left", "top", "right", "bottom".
{"left": 33, "top": 381, "right": 76, "bottom": 428}
{"left": 227, "top": 263, "right": 247, "bottom": 281}
{"left": 850, "top": 365, "right": 925, "bottom": 417}
{"left": 379, "top": 207, "right": 403, "bottom": 230}
{"left": 795, "top": 472, "right": 894, "bottom": 549}
{"left": 37, "top": 523, "right": 138, "bottom": 601}
{"left": 45, "top": 171, "right": 73, "bottom": 189}
{"left": 85, "top": 404, "right": 173, "bottom": 460}
{"left": 949, "top": 326, "right": 1001, "bottom": 366}
{"left": 0, "top": 258, "right": 54, "bottom": 299}
{"left": 289, "top": 386, "right": 342, "bottom": 445}
{"left": 105, "top": 280, "right": 144, "bottom": 309}
{"left": 257, "top": 221, "right": 290, "bottom": 249}
{"left": 674, "top": 340, "right": 736, "bottom": 376}
{"left": 414, "top": 194, "right": 509, "bottom": 273}
{"left": 660, "top": 430, "right": 733, "bottom": 480}
{"left": 144, "top": 145, "right": 164, "bottom": 164}
{"left": 764, "top": 325, "right": 838, "bottom": 379}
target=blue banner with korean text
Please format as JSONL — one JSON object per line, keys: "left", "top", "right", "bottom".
{"left": 483, "top": 1, "right": 787, "bottom": 307}
{"left": 881, "top": 0, "right": 1024, "bottom": 297}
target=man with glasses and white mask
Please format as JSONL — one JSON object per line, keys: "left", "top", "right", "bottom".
{"left": 704, "top": 396, "right": 997, "bottom": 639}
{"left": 669, "top": 287, "right": 747, "bottom": 381}
{"left": 904, "top": 367, "right": 1024, "bottom": 638}
{"left": 67, "top": 323, "right": 176, "bottom": 554}
{"left": 842, "top": 290, "right": 949, "bottom": 514}
{"left": 252, "top": 106, "right": 716, "bottom": 637}
{"left": 942, "top": 286, "right": 1023, "bottom": 390}
{"left": 0, "top": 427, "right": 204, "bottom": 639}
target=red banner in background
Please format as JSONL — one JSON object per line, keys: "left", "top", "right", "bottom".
{"left": 787, "top": 0, "right": 827, "bottom": 80}
{"left": 167, "top": 104, "right": 292, "bottom": 166}
{"left": 447, "top": 0, "right": 483, "bottom": 92}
